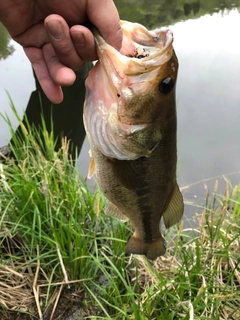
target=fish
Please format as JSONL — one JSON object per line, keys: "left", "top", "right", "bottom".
{"left": 83, "top": 20, "right": 184, "bottom": 260}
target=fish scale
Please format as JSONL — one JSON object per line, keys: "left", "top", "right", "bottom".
{"left": 83, "top": 20, "right": 184, "bottom": 260}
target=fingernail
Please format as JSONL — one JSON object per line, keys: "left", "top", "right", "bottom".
{"left": 46, "top": 20, "right": 64, "bottom": 40}
{"left": 72, "top": 31, "right": 86, "bottom": 46}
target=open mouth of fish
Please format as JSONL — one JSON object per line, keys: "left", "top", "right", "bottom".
{"left": 96, "top": 21, "right": 174, "bottom": 74}
{"left": 120, "top": 21, "right": 174, "bottom": 67}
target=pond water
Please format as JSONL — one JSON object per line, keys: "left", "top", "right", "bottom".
{"left": 0, "top": 2, "right": 240, "bottom": 219}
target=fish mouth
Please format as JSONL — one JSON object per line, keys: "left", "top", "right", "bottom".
{"left": 120, "top": 20, "right": 173, "bottom": 63}
{"left": 93, "top": 20, "right": 174, "bottom": 79}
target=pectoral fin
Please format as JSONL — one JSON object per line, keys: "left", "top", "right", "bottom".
{"left": 105, "top": 202, "right": 129, "bottom": 221}
{"left": 87, "top": 150, "right": 96, "bottom": 179}
{"left": 163, "top": 183, "right": 184, "bottom": 228}
{"left": 107, "top": 158, "right": 137, "bottom": 190}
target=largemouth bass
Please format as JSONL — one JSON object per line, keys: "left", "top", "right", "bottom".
{"left": 83, "top": 21, "right": 184, "bottom": 260}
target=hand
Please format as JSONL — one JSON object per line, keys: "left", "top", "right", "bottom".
{"left": 0, "top": 0, "right": 122, "bottom": 103}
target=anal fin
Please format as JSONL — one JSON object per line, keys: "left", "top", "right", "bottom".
{"left": 163, "top": 183, "right": 184, "bottom": 228}
{"left": 105, "top": 202, "right": 129, "bottom": 221}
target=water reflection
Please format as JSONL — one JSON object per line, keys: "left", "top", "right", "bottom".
{"left": 0, "top": 2, "right": 240, "bottom": 219}
{"left": 183, "top": 2, "right": 200, "bottom": 16}
{"left": 10, "top": 66, "right": 91, "bottom": 160}
{"left": 0, "top": 23, "right": 14, "bottom": 60}
{"left": 114, "top": 0, "right": 240, "bottom": 28}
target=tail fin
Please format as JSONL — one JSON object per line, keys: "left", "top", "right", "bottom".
{"left": 125, "top": 235, "right": 166, "bottom": 260}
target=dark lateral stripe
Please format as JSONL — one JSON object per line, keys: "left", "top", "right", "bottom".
{"left": 136, "top": 186, "right": 149, "bottom": 197}
{"left": 133, "top": 159, "right": 153, "bottom": 243}
{"left": 142, "top": 212, "right": 153, "bottom": 243}
{"left": 136, "top": 190, "right": 153, "bottom": 243}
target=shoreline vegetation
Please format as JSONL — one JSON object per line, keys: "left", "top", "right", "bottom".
{"left": 0, "top": 105, "right": 240, "bottom": 319}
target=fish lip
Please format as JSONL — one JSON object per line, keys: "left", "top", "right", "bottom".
{"left": 92, "top": 20, "right": 174, "bottom": 78}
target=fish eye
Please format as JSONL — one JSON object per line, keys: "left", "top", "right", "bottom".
{"left": 159, "top": 77, "right": 175, "bottom": 94}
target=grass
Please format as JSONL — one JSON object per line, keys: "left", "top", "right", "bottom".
{"left": 0, "top": 102, "right": 240, "bottom": 320}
